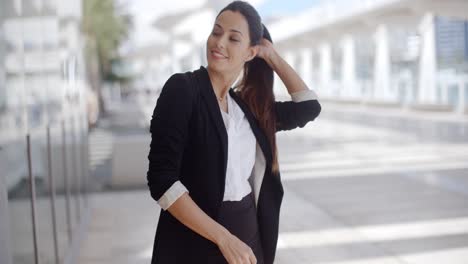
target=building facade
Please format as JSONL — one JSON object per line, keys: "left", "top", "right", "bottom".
{"left": 0, "top": 0, "right": 90, "bottom": 263}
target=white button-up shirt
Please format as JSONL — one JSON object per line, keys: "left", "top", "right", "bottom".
{"left": 156, "top": 89, "right": 318, "bottom": 210}
{"left": 220, "top": 92, "right": 256, "bottom": 201}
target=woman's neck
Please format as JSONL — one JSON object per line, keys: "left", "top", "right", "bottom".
{"left": 207, "top": 67, "right": 240, "bottom": 99}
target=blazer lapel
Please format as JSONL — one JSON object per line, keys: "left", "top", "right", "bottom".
{"left": 193, "top": 66, "right": 228, "bottom": 167}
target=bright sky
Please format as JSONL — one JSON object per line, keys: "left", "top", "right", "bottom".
{"left": 118, "top": 0, "right": 204, "bottom": 50}
{"left": 258, "top": 0, "right": 324, "bottom": 17}
{"left": 119, "top": 0, "right": 326, "bottom": 52}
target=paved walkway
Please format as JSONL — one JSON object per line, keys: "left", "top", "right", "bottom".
{"left": 77, "top": 190, "right": 159, "bottom": 264}
{"left": 77, "top": 103, "right": 468, "bottom": 263}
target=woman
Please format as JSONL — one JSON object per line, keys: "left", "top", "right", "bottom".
{"left": 147, "top": 1, "right": 321, "bottom": 263}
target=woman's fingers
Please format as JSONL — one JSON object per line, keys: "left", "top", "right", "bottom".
{"left": 218, "top": 233, "right": 257, "bottom": 264}
{"left": 248, "top": 249, "right": 257, "bottom": 264}
{"left": 240, "top": 249, "right": 255, "bottom": 264}
{"left": 230, "top": 246, "right": 255, "bottom": 264}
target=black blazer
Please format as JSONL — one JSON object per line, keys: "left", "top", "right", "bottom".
{"left": 147, "top": 66, "right": 321, "bottom": 263}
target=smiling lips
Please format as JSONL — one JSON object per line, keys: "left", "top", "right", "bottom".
{"left": 211, "top": 49, "right": 227, "bottom": 59}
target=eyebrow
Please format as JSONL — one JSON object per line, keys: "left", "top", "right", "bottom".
{"left": 214, "top": 23, "right": 243, "bottom": 36}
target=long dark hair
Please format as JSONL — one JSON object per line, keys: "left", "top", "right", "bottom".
{"left": 216, "top": 1, "right": 279, "bottom": 174}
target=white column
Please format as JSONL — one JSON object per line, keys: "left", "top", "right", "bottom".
{"left": 299, "top": 48, "right": 313, "bottom": 89}
{"left": 273, "top": 70, "right": 281, "bottom": 96}
{"left": 201, "top": 42, "right": 208, "bottom": 66}
{"left": 319, "top": 43, "right": 332, "bottom": 97}
{"left": 341, "top": 35, "right": 357, "bottom": 99}
{"left": 457, "top": 75, "right": 467, "bottom": 114}
{"left": 191, "top": 46, "right": 201, "bottom": 69}
{"left": 373, "top": 24, "right": 392, "bottom": 101}
{"left": 0, "top": 29, "right": 5, "bottom": 107}
{"left": 311, "top": 49, "right": 319, "bottom": 90}
{"left": 170, "top": 35, "right": 181, "bottom": 73}
{"left": 418, "top": 13, "right": 437, "bottom": 104}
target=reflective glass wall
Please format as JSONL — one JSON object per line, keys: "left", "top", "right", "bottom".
{"left": 0, "top": 0, "right": 90, "bottom": 263}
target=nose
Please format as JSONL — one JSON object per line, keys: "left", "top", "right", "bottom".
{"left": 215, "top": 36, "right": 226, "bottom": 50}
{"left": 216, "top": 41, "right": 224, "bottom": 50}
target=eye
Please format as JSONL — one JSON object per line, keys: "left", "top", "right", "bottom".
{"left": 230, "top": 38, "right": 240, "bottom": 42}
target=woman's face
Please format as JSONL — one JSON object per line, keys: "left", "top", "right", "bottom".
{"left": 206, "top": 10, "right": 257, "bottom": 75}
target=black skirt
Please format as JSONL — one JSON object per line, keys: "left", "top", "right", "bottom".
{"left": 206, "top": 191, "right": 265, "bottom": 264}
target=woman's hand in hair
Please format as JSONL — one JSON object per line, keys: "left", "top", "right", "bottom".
{"left": 256, "top": 38, "right": 277, "bottom": 67}
{"left": 217, "top": 232, "right": 257, "bottom": 264}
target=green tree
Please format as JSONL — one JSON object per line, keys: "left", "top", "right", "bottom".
{"left": 82, "top": 0, "right": 132, "bottom": 113}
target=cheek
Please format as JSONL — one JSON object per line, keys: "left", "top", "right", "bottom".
{"left": 206, "top": 36, "right": 214, "bottom": 49}
{"left": 233, "top": 47, "right": 249, "bottom": 65}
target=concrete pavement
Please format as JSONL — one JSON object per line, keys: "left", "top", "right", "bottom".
{"left": 77, "top": 102, "right": 468, "bottom": 263}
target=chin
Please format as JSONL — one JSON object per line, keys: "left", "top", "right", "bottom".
{"left": 207, "top": 61, "right": 228, "bottom": 73}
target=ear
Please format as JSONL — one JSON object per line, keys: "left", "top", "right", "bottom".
{"left": 245, "top": 46, "right": 258, "bottom": 62}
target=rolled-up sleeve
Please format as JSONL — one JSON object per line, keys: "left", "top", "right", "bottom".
{"left": 157, "top": 181, "right": 188, "bottom": 210}
{"left": 290, "top": 89, "right": 318, "bottom": 102}
{"left": 147, "top": 73, "right": 193, "bottom": 210}
{"left": 275, "top": 89, "right": 321, "bottom": 132}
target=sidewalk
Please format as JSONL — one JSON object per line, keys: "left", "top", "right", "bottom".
{"left": 76, "top": 101, "right": 468, "bottom": 263}
{"left": 76, "top": 188, "right": 407, "bottom": 264}
{"left": 77, "top": 190, "right": 159, "bottom": 264}
{"left": 77, "top": 184, "right": 468, "bottom": 263}
{"left": 322, "top": 101, "right": 468, "bottom": 124}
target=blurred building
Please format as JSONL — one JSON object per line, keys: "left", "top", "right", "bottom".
{"left": 268, "top": 1, "right": 468, "bottom": 112}
{"left": 0, "top": 0, "right": 90, "bottom": 264}
{"left": 436, "top": 17, "right": 468, "bottom": 70}
{"left": 131, "top": 0, "right": 468, "bottom": 115}
{"left": 2, "top": 0, "right": 468, "bottom": 263}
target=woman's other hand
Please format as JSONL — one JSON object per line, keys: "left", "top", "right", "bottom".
{"left": 255, "top": 38, "right": 276, "bottom": 66}
{"left": 255, "top": 38, "right": 274, "bottom": 60}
